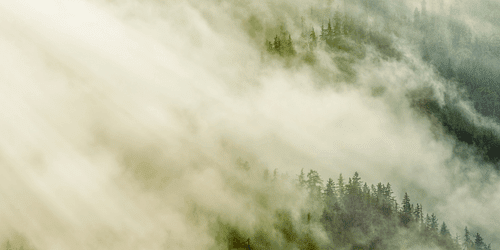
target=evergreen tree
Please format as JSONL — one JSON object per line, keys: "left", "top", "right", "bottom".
{"left": 414, "top": 203, "right": 421, "bottom": 223}
{"left": 266, "top": 40, "right": 273, "bottom": 53}
{"left": 400, "top": 192, "right": 412, "bottom": 227}
{"left": 337, "top": 173, "right": 345, "bottom": 198}
{"left": 440, "top": 222, "right": 451, "bottom": 237}
{"left": 475, "top": 233, "right": 484, "bottom": 250}
{"left": 287, "top": 35, "right": 296, "bottom": 56}
{"left": 320, "top": 23, "right": 326, "bottom": 41}
{"left": 298, "top": 168, "right": 306, "bottom": 188}
{"left": 324, "top": 178, "right": 336, "bottom": 206}
{"left": 425, "top": 214, "right": 432, "bottom": 229}
{"left": 414, "top": 8, "right": 420, "bottom": 24}
{"left": 465, "top": 226, "right": 472, "bottom": 248}
{"left": 309, "top": 28, "right": 317, "bottom": 50}
{"left": 325, "top": 19, "right": 335, "bottom": 48}
{"left": 419, "top": 205, "right": 424, "bottom": 224}
{"left": 362, "top": 182, "right": 370, "bottom": 201}
{"left": 352, "top": 172, "right": 361, "bottom": 191}
{"left": 384, "top": 183, "right": 393, "bottom": 201}
{"left": 273, "top": 35, "right": 281, "bottom": 55}
{"left": 307, "top": 170, "right": 323, "bottom": 199}
{"left": 333, "top": 12, "right": 343, "bottom": 38}
{"left": 430, "top": 213, "right": 439, "bottom": 232}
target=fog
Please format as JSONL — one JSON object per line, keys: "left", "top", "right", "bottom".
{"left": 0, "top": 0, "right": 499, "bottom": 249}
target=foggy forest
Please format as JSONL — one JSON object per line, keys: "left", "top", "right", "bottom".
{"left": 1, "top": 0, "right": 500, "bottom": 249}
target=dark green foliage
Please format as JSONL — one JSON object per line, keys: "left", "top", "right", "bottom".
{"left": 475, "top": 233, "right": 485, "bottom": 250}
{"left": 440, "top": 222, "right": 450, "bottom": 237}
{"left": 274, "top": 209, "right": 297, "bottom": 243}
{"left": 265, "top": 25, "right": 296, "bottom": 58}
{"left": 209, "top": 168, "right": 489, "bottom": 250}
{"left": 298, "top": 232, "right": 320, "bottom": 250}
{"left": 400, "top": 192, "right": 412, "bottom": 227}
{"left": 309, "top": 28, "right": 317, "bottom": 50}
{"left": 307, "top": 170, "right": 323, "bottom": 199}
{"left": 324, "top": 178, "right": 336, "bottom": 206}
{"left": 409, "top": 95, "right": 500, "bottom": 168}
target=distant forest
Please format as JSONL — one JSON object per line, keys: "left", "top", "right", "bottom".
{"left": 0, "top": 168, "right": 491, "bottom": 250}
{"left": 259, "top": 0, "right": 500, "bottom": 169}
{"left": 214, "top": 165, "right": 492, "bottom": 250}
{"left": 2, "top": 0, "right": 497, "bottom": 249}
{"left": 228, "top": 3, "right": 500, "bottom": 249}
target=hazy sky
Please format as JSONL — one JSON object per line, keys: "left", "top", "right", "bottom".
{"left": 0, "top": 0, "right": 499, "bottom": 249}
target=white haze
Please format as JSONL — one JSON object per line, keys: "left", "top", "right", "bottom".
{"left": 0, "top": 0, "right": 498, "bottom": 249}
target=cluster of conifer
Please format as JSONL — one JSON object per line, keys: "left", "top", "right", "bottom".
{"left": 262, "top": 10, "right": 401, "bottom": 63}
{"left": 265, "top": 26, "right": 296, "bottom": 57}
{"left": 295, "top": 169, "right": 492, "bottom": 249}
{"left": 219, "top": 167, "right": 493, "bottom": 250}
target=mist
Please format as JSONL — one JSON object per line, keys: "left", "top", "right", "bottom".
{"left": 0, "top": 0, "right": 499, "bottom": 249}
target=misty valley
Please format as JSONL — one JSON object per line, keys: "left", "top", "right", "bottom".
{"left": 0, "top": 0, "right": 500, "bottom": 249}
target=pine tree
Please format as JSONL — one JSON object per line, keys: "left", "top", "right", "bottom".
{"left": 337, "top": 173, "right": 345, "bottom": 198}
{"left": 298, "top": 168, "right": 306, "bottom": 188}
{"left": 266, "top": 40, "right": 273, "bottom": 53}
{"left": 425, "top": 214, "right": 432, "bottom": 229}
{"left": 325, "top": 19, "right": 335, "bottom": 48}
{"left": 273, "top": 35, "right": 281, "bottom": 55}
{"left": 320, "top": 23, "right": 326, "bottom": 41}
{"left": 400, "top": 192, "right": 412, "bottom": 227}
{"left": 414, "top": 203, "right": 421, "bottom": 223}
{"left": 430, "top": 213, "right": 439, "bottom": 232}
{"left": 324, "top": 178, "right": 336, "bottom": 206}
{"left": 333, "top": 12, "right": 343, "bottom": 38}
{"left": 465, "top": 226, "right": 472, "bottom": 249}
{"left": 352, "top": 172, "right": 361, "bottom": 190}
{"left": 440, "top": 222, "right": 451, "bottom": 237}
{"left": 475, "top": 233, "right": 484, "bottom": 250}
{"left": 307, "top": 170, "right": 323, "bottom": 199}
{"left": 419, "top": 205, "right": 424, "bottom": 224}
{"left": 309, "top": 28, "right": 317, "bottom": 50}
{"left": 284, "top": 35, "right": 296, "bottom": 56}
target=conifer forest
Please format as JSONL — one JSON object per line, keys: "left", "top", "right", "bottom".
{"left": 1, "top": 0, "right": 500, "bottom": 249}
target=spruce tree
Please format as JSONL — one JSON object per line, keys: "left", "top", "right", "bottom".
{"left": 414, "top": 203, "right": 421, "bottom": 222}
{"left": 430, "top": 213, "right": 439, "bottom": 232}
{"left": 324, "top": 178, "right": 336, "bottom": 205}
{"left": 337, "top": 173, "right": 345, "bottom": 198}
{"left": 307, "top": 170, "right": 323, "bottom": 199}
{"left": 309, "top": 28, "right": 317, "bottom": 50}
{"left": 465, "top": 226, "right": 472, "bottom": 247}
{"left": 475, "top": 233, "right": 484, "bottom": 250}
{"left": 273, "top": 35, "right": 281, "bottom": 55}
{"left": 400, "top": 192, "right": 412, "bottom": 227}
{"left": 440, "top": 222, "right": 450, "bottom": 237}
{"left": 298, "top": 168, "right": 306, "bottom": 188}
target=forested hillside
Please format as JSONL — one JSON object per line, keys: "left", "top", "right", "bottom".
{"left": 213, "top": 167, "right": 493, "bottom": 249}
{"left": 1, "top": 0, "right": 500, "bottom": 249}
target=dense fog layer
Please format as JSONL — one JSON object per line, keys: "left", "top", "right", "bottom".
{"left": 0, "top": 0, "right": 499, "bottom": 249}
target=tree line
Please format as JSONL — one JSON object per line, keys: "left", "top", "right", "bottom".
{"left": 220, "top": 165, "right": 493, "bottom": 250}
